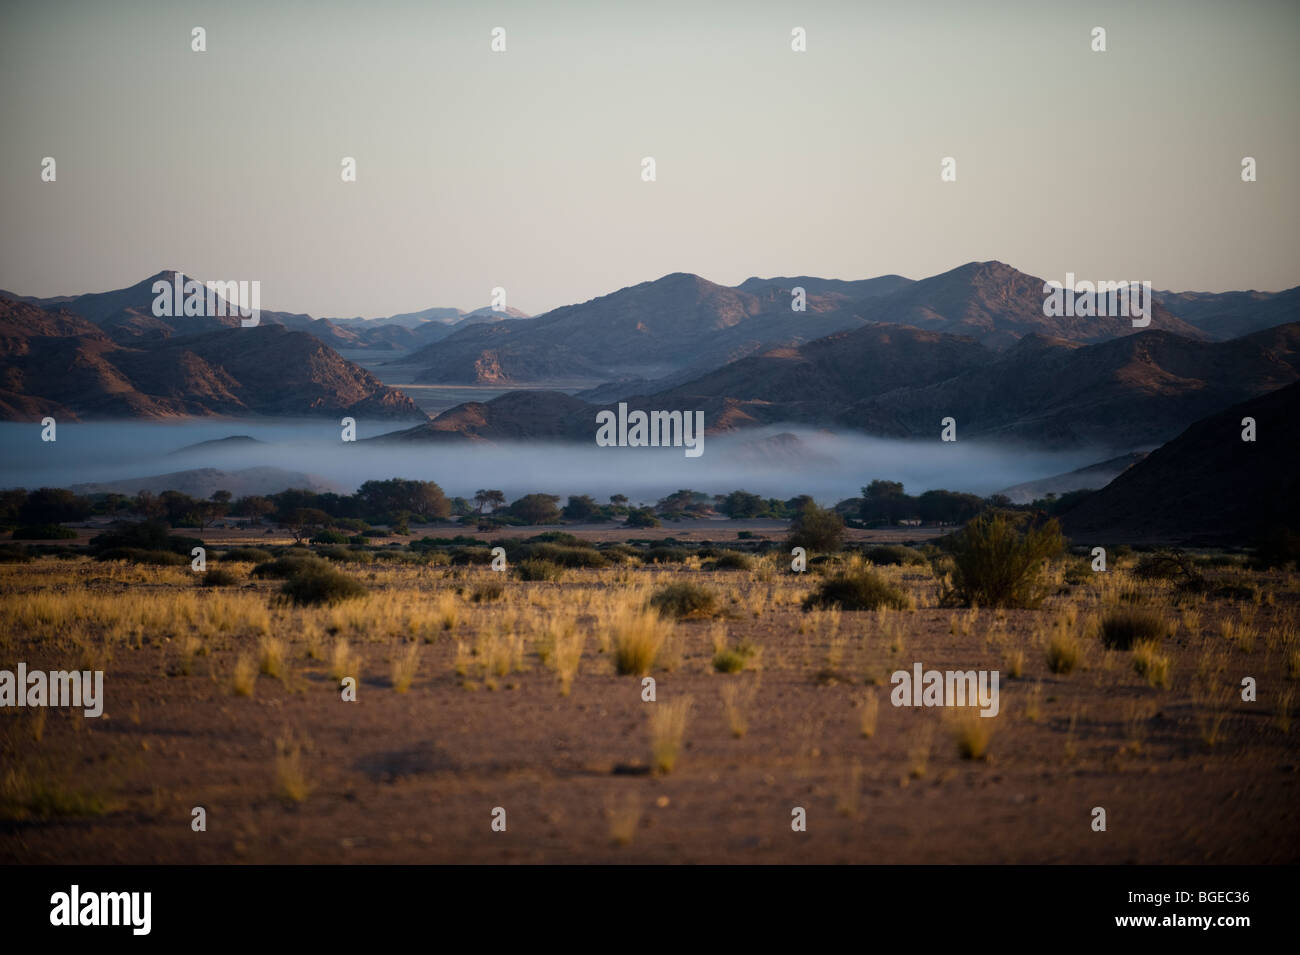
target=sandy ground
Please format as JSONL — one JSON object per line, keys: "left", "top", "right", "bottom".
{"left": 1, "top": 553, "right": 1296, "bottom": 865}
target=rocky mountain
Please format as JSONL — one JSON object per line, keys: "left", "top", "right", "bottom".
{"left": 632, "top": 324, "right": 992, "bottom": 431}
{"left": 399, "top": 261, "right": 1219, "bottom": 388}
{"left": 841, "top": 323, "right": 1300, "bottom": 450}
{"left": 370, "top": 390, "right": 595, "bottom": 443}
{"left": 1155, "top": 285, "right": 1300, "bottom": 341}
{"left": 367, "top": 321, "right": 1300, "bottom": 452}
{"left": 398, "top": 272, "right": 868, "bottom": 385}
{"left": 1059, "top": 381, "right": 1300, "bottom": 545}
{"left": 0, "top": 298, "right": 425, "bottom": 422}
{"left": 850, "top": 261, "right": 1203, "bottom": 349}
{"left": 0, "top": 271, "right": 530, "bottom": 353}
{"left": 735, "top": 274, "right": 913, "bottom": 301}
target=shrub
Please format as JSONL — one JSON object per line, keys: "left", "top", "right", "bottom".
{"left": 707, "top": 551, "right": 754, "bottom": 571}
{"left": 1046, "top": 632, "right": 1080, "bottom": 674}
{"left": 712, "top": 640, "right": 757, "bottom": 674}
{"left": 201, "top": 568, "right": 238, "bottom": 587}
{"left": 599, "top": 543, "right": 641, "bottom": 562}
{"left": 526, "top": 543, "right": 609, "bottom": 568}
{"left": 950, "top": 711, "right": 993, "bottom": 760}
{"left": 1133, "top": 550, "right": 1201, "bottom": 584}
{"left": 645, "top": 546, "right": 688, "bottom": 564}
{"left": 613, "top": 609, "right": 672, "bottom": 676}
{"left": 450, "top": 547, "right": 495, "bottom": 566}
{"left": 94, "top": 548, "right": 188, "bottom": 566}
{"left": 802, "top": 569, "right": 910, "bottom": 611}
{"left": 471, "top": 580, "right": 504, "bottom": 603}
{"left": 1100, "top": 607, "right": 1169, "bottom": 651}
{"left": 310, "top": 529, "right": 350, "bottom": 545}
{"left": 787, "top": 501, "right": 844, "bottom": 553}
{"left": 515, "top": 559, "right": 564, "bottom": 582}
{"left": 1132, "top": 639, "right": 1171, "bottom": 688}
{"left": 222, "top": 547, "right": 272, "bottom": 563}
{"left": 648, "top": 697, "right": 692, "bottom": 774}
{"left": 0, "top": 544, "right": 33, "bottom": 563}
{"left": 624, "top": 508, "right": 660, "bottom": 528}
{"left": 863, "top": 544, "right": 927, "bottom": 567}
{"left": 280, "top": 564, "right": 367, "bottom": 605}
{"left": 528, "top": 531, "right": 580, "bottom": 545}
{"left": 252, "top": 555, "right": 328, "bottom": 579}
{"left": 88, "top": 520, "right": 200, "bottom": 556}
{"left": 945, "top": 512, "right": 1064, "bottom": 608}
{"left": 649, "top": 582, "right": 719, "bottom": 618}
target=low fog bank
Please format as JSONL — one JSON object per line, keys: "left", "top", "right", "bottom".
{"left": 0, "top": 420, "right": 1113, "bottom": 506}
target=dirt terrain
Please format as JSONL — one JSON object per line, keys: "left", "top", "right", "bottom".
{"left": 1, "top": 540, "right": 1296, "bottom": 864}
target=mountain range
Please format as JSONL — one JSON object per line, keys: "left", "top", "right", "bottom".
{"left": 0, "top": 297, "right": 423, "bottom": 421}
{"left": 2, "top": 262, "right": 1297, "bottom": 449}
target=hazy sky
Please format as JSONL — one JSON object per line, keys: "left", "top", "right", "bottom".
{"left": 2, "top": 0, "right": 1297, "bottom": 317}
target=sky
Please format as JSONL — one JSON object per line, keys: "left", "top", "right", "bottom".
{"left": 2, "top": 0, "right": 1297, "bottom": 318}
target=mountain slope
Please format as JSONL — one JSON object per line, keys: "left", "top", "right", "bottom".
{"left": 854, "top": 261, "right": 1203, "bottom": 349}
{"left": 1156, "top": 286, "right": 1300, "bottom": 341}
{"left": 1059, "top": 381, "right": 1300, "bottom": 544}
{"left": 0, "top": 307, "right": 426, "bottom": 421}
{"left": 401, "top": 272, "right": 867, "bottom": 384}
{"left": 844, "top": 323, "right": 1300, "bottom": 449}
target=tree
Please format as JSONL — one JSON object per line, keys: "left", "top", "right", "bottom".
{"left": 134, "top": 490, "right": 166, "bottom": 521}
{"left": 787, "top": 500, "right": 845, "bottom": 552}
{"left": 859, "top": 480, "right": 917, "bottom": 525}
{"left": 232, "top": 495, "right": 275, "bottom": 524}
{"left": 474, "top": 489, "right": 506, "bottom": 514}
{"left": 509, "top": 493, "right": 562, "bottom": 525}
{"left": 624, "top": 507, "right": 660, "bottom": 528}
{"left": 562, "top": 495, "right": 601, "bottom": 522}
{"left": 917, "top": 489, "right": 983, "bottom": 525}
{"left": 20, "top": 487, "right": 91, "bottom": 525}
{"left": 656, "top": 489, "right": 711, "bottom": 518}
{"left": 158, "top": 490, "right": 202, "bottom": 526}
{"left": 719, "top": 490, "right": 766, "bottom": 519}
{"left": 357, "top": 478, "right": 450, "bottom": 523}
{"left": 285, "top": 507, "right": 332, "bottom": 543}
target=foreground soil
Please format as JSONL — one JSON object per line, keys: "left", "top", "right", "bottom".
{"left": 1, "top": 546, "right": 1296, "bottom": 864}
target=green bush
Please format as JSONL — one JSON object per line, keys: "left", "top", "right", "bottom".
{"left": 707, "top": 551, "right": 754, "bottom": 571}
{"left": 450, "top": 547, "right": 495, "bottom": 566}
{"left": 863, "top": 544, "right": 927, "bottom": 567}
{"left": 526, "top": 543, "right": 609, "bottom": 568}
{"left": 1100, "top": 607, "right": 1169, "bottom": 651}
{"left": 945, "top": 513, "right": 1064, "bottom": 608}
{"left": 515, "top": 559, "right": 564, "bottom": 582}
{"left": 280, "top": 563, "right": 367, "bottom": 605}
{"left": 712, "top": 640, "right": 757, "bottom": 673}
{"left": 648, "top": 582, "right": 719, "bottom": 618}
{"left": 802, "top": 569, "right": 910, "bottom": 611}
{"left": 786, "top": 501, "right": 845, "bottom": 553}
{"left": 599, "top": 543, "right": 641, "bottom": 562}
{"left": 310, "top": 529, "right": 350, "bottom": 545}
{"left": 201, "top": 568, "right": 239, "bottom": 587}
{"left": 252, "top": 555, "right": 330, "bottom": 579}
